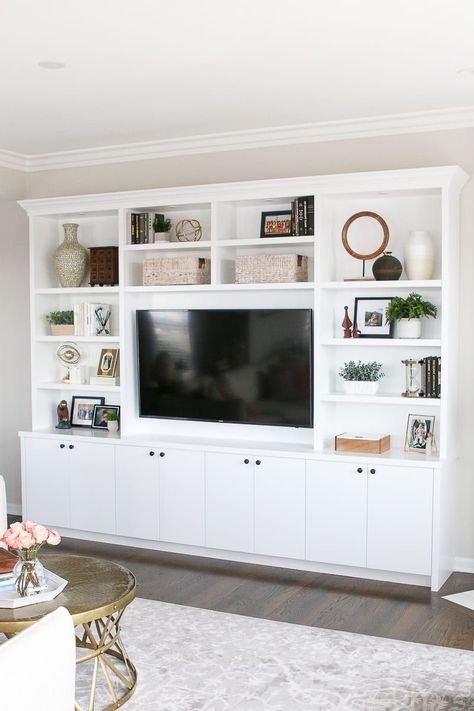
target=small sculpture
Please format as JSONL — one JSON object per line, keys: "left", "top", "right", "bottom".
{"left": 175, "top": 219, "right": 202, "bottom": 242}
{"left": 342, "top": 306, "right": 352, "bottom": 338}
{"left": 56, "top": 400, "right": 71, "bottom": 429}
{"left": 352, "top": 321, "right": 361, "bottom": 338}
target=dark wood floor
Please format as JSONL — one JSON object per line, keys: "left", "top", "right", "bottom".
{"left": 40, "top": 534, "right": 474, "bottom": 651}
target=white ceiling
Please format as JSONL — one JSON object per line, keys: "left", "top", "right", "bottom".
{"left": 0, "top": 0, "right": 473, "bottom": 157}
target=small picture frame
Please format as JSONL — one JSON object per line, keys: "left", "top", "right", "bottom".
{"left": 353, "top": 297, "right": 393, "bottom": 338}
{"left": 70, "top": 396, "right": 105, "bottom": 428}
{"left": 405, "top": 414, "right": 436, "bottom": 453}
{"left": 96, "top": 348, "right": 119, "bottom": 377}
{"left": 92, "top": 404, "right": 121, "bottom": 430}
{"left": 260, "top": 210, "right": 292, "bottom": 238}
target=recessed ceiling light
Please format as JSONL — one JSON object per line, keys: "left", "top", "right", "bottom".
{"left": 38, "top": 61, "right": 66, "bottom": 70}
{"left": 457, "top": 67, "right": 474, "bottom": 77}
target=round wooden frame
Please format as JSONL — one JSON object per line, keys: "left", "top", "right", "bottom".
{"left": 341, "top": 211, "right": 389, "bottom": 260}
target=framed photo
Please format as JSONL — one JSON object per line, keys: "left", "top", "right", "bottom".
{"left": 353, "top": 297, "right": 393, "bottom": 338}
{"left": 70, "top": 396, "right": 105, "bottom": 428}
{"left": 92, "top": 404, "right": 121, "bottom": 430}
{"left": 260, "top": 210, "right": 292, "bottom": 238}
{"left": 96, "top": 348, "right": 119, "bottom": 377}
{"left": 405, "top": 414, "right": 436, "bottom": 453}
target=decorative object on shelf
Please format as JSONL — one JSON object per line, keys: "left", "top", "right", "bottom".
{"left": 260, "top": 210, "right": 292, "bottom": 238}
{"left": 106, "top": 407, "right": 120, "bottom": 433}
{"left": 1, "top": 521, "right": 60, "bottom": 597}
{"left": 56, "top": 399, "right": 71, "bottom": 429}
{"left": 176, "top": 218, "right": 202, "bottom": 242}
{"left": 335, "top": 432, "right": 391, "bottom": 454}
{"left": 96, "top": 347, "right": 119, "bottom": 377}
{"left": 339, "top": 360, "right": 385, "bottom": 395}
{"left": 56, "top": 342, "right": 83, "bottom": 383}
{"left": 353, "top": 297, "right": 394, "bottom": 338}
{"left": 235, "top": 253, "right": 308, "bottom": 284}
{"left": 74, "top": 303, "right": 111, "bottom": 336}
{"left": 419, "top": 356, "right": 441, "bottom": 398}
{"left": 92, "top": 404, "right": 120, "bottom": 430}
{"left": 70, "top": 395, "right": 105, "bottom": 427}
{"left": 89, "top": 246, "right": 119, "bottom": 286}
{"left": 405, "top": 414, "right": 436, "bottom": 453}
{"left": 46, "top": 310, "right": 74, "bottom": 336}
{"left": 385, "top": 292, "right": 437, "bottom": 339}
{"left": 131, "top": 211, "right": 156, "bottom": 244}
{"left": 143, "top": 256, "right": 211, "bottom": 286}
{"left": 404, "top": 230, "right": 435, "bottom": 280}
{"left": 290, "top": 196, "right": 315, "bottom": 236}
{"left": 342, "top": 306, "right": 352, "bottom": 338}
{"left": 401, "top": 359, "right": 423, "bottom": 398}
{"left": 153, "top": 214, "right": 172, "bottom": 242}
{"left": 372, "top": 252, "right": 403, "bottom": 281}
{"left": 341, "top": 211, "right": 389, "bottom": 280}
{"left": 54, "top": 223, "right": 89, "bottom": 288}
{"left": 352, "top": 321, "right": 361, "bottom": 338}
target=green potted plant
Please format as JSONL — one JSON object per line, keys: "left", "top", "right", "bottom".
{"left": 106, "top": 410, "right": 119, "bottom": 433}
{"left": 153, "top": 215, "right": 172, "bottom": 243}
{"left": 46, "top": 310, "right": 74, "bottom": 336}
{"left": 385, "top": 292, "right": 437, "bottom": 339}
{"left": 339, "top": 360, "right": 385, "bottom": 395}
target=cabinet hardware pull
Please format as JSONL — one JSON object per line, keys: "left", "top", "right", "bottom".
{"left": 159, "top": 452, "right": 165, "bottom": 457}
{"left": 357, "top": 467, "right": 363, "bottom": 473}
{"left": 149, "top": 451, "right": 155, "bottom": 456}
{"left": 256, "top": 460, "right": 261, "bottom": 466}
{"left": 59, "top": 443, "right": 65, "bottom": 449}
{"left": 244, "top": 458, "right": 249, "bottom": 464}
{"left": 370, "top": 468, "right": 376, "bottom": 474}
{"left": 69, "top": 444, "right": 74, "bottom": 450}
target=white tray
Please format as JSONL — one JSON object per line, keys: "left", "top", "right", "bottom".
{"left": 0, "top": 570, "right": 68, "bottom": 609}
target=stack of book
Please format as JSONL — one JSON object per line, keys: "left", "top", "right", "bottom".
{"left": 0, "top": 549, "right": 16, "bottom": 590}
{"left": 74, "top": 304, "right": 112, "bottom": 336}
{"left": 131, "top": 212, "right": 163, "bottom": 244}
{"left": 291, "top": 196, "right": 314, "bottom": 236}
{"left": 420, "top": 356, "right": 441, "bottom": 398}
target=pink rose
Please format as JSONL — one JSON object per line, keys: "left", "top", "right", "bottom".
{"left": 23, "top": 521, "right": 36, "bottom": 532}
{"left": 17, "top": 531, "right": 34, "bottom": 549}
{"left": 32, "top": 525, "right": 49, "bottom": 544}
{"left": 3, "top": 533, "right": 20, "bottom": 549}
{"left": 46, "top": 530, "right": 61, "bottom": 546}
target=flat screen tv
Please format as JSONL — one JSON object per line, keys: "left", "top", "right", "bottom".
{"left": 136, "top": 309, "right": 313, "bottom": 428}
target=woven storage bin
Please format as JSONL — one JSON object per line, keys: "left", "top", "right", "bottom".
{"left": 235, "top": 253, "right": 308, "bottom": 284}
{"left": 143, "top": 256, "right": 211, "bottom": 286}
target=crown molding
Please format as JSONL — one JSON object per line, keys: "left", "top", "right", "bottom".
{"left": 2, "top": 106, "right": 474, "bottom": 173}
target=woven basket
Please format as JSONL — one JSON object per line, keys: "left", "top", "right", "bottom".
{"left": 235, "top": 254, "right": 308, "bottom": 284}
{"left": 143, "top": 256, "right": 211, "bottom": 286}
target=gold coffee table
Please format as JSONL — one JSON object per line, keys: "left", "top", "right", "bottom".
{"left": 0, "top": 554, "right": 137, "bottom": 711}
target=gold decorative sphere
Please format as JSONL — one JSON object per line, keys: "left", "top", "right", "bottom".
{"left": 176, "top": 219, "right": 202, "bottom": 242}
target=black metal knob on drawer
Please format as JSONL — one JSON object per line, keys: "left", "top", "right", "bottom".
{"left": 149, "top": 451, "right": 155, "bottom": 457}
{"left": 59, "top": 443, "right": 65, "bottom": 449}
{"left": 370, "top": 468, "right": 376, "bottom": 474}
{"left": 256, "top": 459, "right": 261, "bottom": 466}
{"left": 244, "top": 458, "right": 250, "bottom": 464}
{"left": 69, "top": 444, "right": 74, "bottom": 450}
{"left": 159, "top": 452, "right": 165, "bottom": 458}
{"left": 357, "top": 467, "right": 363, "bottom": 474}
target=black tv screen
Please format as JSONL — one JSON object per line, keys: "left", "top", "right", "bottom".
{"left": 136, "top": 309, "right": 313, "bottom": 427}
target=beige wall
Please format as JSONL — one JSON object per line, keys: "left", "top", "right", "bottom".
{"left": 8, "top": 128, "right": 474, "bottom": 559}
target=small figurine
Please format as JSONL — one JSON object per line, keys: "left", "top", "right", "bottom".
{"left": 352, "top": 321, "right": 361, "bottom": 338}
{"left": 342, "top": 306, "right": 352, "bottom": 338}
{"left": 56, "top": 399, "right": 72, "bottom": 430}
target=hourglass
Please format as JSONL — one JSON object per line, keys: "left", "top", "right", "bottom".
{"left": 401, "top": 359, "right": 423, "bottom": 398}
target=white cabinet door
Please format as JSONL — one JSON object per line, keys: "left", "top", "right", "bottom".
{"left": 116, "top": 446, "right": 159, "bottom": 540}
{"left": 23, "top": 438, "right": 70, "bottom": 528}
{"left": 69, "top": 442, "right": 115, "bottom": 535}
{"left": 254, "top": 457, "right": 305, "bottom": 559}
{"left": 367, "top": 465, "right": 433, "bottom": 575}
{"left": 159, "top": 449, "right": 205, "bottom": 546}
{"left": 205, "top": 452, "right": 254, "bottom": 553}
{"left": 306, "top": 460, "right": 367, "bottom": 567}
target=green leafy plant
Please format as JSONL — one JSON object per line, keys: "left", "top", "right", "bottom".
{"left": 385, "top": 293, "right": 437, "bottom": 323}
{"left": 339, "top": 360, "right": 385, "bottom": 382}
{"left": 45, "top": 310, "right": 74, "bottom": 325}
{"left": 106, "top": 410, "right": 119, "bottom": 421}
{"left": 153, "top": 216, "right": 172, "bottom": 233}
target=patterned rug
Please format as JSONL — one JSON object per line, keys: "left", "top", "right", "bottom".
{"left": 76, "top": 597, "right": 474, "bottom": 710}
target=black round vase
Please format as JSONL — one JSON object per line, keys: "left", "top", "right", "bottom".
{"left": 372, "top": 252, "right": 402, "bottom": 281}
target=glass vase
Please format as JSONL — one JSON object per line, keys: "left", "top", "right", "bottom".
{"left": 14, "top": 550, "right": 47, "bottom": 597}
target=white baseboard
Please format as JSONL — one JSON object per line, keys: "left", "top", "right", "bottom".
{"left": 7, "top": 503, "right": 22, "bottom": 516}
{"left": 454, "top": 557, "right": 474, "bottom": 573}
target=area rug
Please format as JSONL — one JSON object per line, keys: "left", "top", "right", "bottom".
{"left": 80, "top": 597, "right": 474, "bottom": 710}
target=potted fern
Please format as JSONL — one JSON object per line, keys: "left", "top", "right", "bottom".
{"left": 46, "top": 310, "right": 74, "bottom": 336}
{"left": 106, "top": 410, "right": 119, "bottom": 433}
{"left": 385, "top": 292, "right": 437, "bottom": 339}
{"left": 153, "top": 215, "right": 172, "bottom": 242}
{"left": 339, "top": 360, "right": 385, "bottom": 395}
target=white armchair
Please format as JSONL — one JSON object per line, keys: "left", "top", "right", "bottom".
{"left": 0, "top": 475, "right": 6, "bottom": 544}
{"left": 0, "top": 607, "right": 76, "bottom": 710}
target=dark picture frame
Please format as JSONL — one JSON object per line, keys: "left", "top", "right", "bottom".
{"left": 260, "top": 210, "right": 292, "bottom": 238}
{"left": 70, "top": 395, "right": 105, "bottom": 428}
{"left": 353, "top": 297, "right": 393, "bottom": 338}
{"left": 91, "top": 404, "right": 121, "bottom": 430}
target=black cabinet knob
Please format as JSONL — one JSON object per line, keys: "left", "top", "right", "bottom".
{"left": 59, "top": 443, "right": 65, "bottom": 449}
{"left": 244, "top": 458, "right": 249, "bottom": 464}
{"left": 149, "top": 451, "right": 155, "bottom": 457}
{"left": 370, "top": 468, "right": 376, "bottom": 474}
{"left": 256, "top": 459, "right": 261, "bottom": 466}
{"left": 159, "top": 452, "right": 165, "bottom": 458}
{"left": 69, "top": 444, "right": 74, "bottom": 450}
{"left": 357, "top": 467, "right": 363, "bottom": 474}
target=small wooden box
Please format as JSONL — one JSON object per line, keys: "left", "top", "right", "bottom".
{"left": 335, "top": 432, "right": 391, "bottom": 454}
{"left": 89, "top": 246, "right": 119, "bottom": 286}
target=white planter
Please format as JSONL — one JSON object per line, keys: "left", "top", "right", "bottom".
{"left": 396, "top": 318, "right": 421, "bottom": 339}
{"left": 404, "top": 230, "right": 435, "bottom": 280}
{"left": 342, "top": 381, "right": 379, "bottom": 395}
{"left": 107, "top": 420, "right": 119, "bottom": 433}
{"left": 154, "top": 232, "right": 171, "bottom": 242}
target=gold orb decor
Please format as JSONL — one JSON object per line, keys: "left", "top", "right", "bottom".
{"left": 176, "top": 218, "right": 202, "bottom": 242}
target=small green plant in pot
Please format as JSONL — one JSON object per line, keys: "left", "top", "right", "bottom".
{"left": 339, "top": 360, "right": 385, "bottom": 395}
{"left": 153, "top": 215, "right": 172, "bottom": 242}
{"left": 106, "top": 410, "right": 119, "bottom": 433}
{"left": 46, "top": 310, "right": 74, "bottom": 336}
{"left": 385, "top": 292, "right": 437, "bottom": 339}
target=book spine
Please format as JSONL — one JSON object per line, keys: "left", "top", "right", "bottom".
{"left": 426, "top": 357, "right": 432, "bottom": 397}
{"left": 291, "top": 200, "right": 296, "bottom": 236}
{"left": 297, "top": 198, "right": 304, "bottom": 236}
{"left": 130, "top": 213, "right": 136, "bottom": 244}
{"left": 143, "top": 212, "right": 149, "bottom": 244}
{"left": 303, "top": 197, "right": 308, "bottom": 236}
{"left": 306, "top": 196, "right": 315, "bottom": 236}
{"left": 432, "top": 356, "right": 437, "bottom": 398}
{"left": 437, "top": 356, "right": 441, "bottom": 398}
{"left": 419, "top": 358, "right": 425, "bottom": 397}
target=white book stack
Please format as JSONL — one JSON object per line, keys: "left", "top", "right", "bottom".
{"left": 74, "top": 303, "right": 112, "bottom": 337}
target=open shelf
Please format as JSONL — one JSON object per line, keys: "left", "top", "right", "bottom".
{"left": 319, "top": 280, "right": 442, "bottom": 290}
{"left": 37, "top": 382, "right": 121, "bottom": 392}
{"left": 320, "top": 338, "right": 441, "bottom": 347}
{"left": 123, "top": 241, "right": 212, "bottom": 251}
{"left": 35, "top": 287, "right": 120, "bottom": 295}
{"left": 36, "top": 336, "right": 120, "bottom": 343}
{"left": 320, "top": 393, "right": 441, "bottom": 406}
{"left": 218, "top": 237, "right": 315, "bottom": 248}
{"left": 125, "top": 282, "right": 315, "bottom": 293}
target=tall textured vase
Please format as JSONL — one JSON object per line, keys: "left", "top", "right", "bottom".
{"left": 404, "top": 230, "right": 435, "bottom": 280}
{"left": 54, "top": 223, "right": 89, "bottom": 287}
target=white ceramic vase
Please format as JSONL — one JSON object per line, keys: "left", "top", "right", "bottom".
{"left": 107, "top": 420, "right": 119, "bottom": 433}
{"left": 396, "top": 318, "right": 421, "bottom": 339}
{"left": 342, "top": 381, "right": 379, "bottom": 395}
{"left": 54, "top": 223, "right": 89, "bottom": 287}
{"left": 154, "top": 231, "right": 171, "bottom": 242}
{"left": 404, "top": 230, "right": 435, "bottom": 280}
